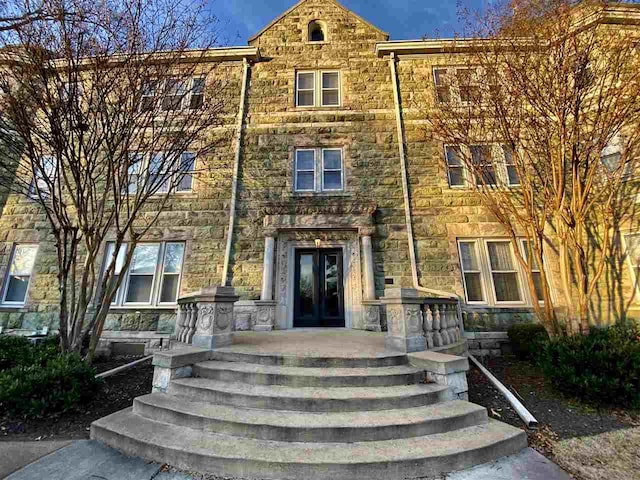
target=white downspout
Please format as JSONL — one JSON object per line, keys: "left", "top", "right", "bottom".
{"left": 222, "top": 58, "right": 250, "bottom": 286}
{"left": 388, "top": 52, "right": 457, "bottom": 300}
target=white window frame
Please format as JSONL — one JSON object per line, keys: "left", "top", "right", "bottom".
{"left": 294, "top": 147, "right": 344, "bottom": 193}
{"left": 623, "top": 233, "right": 640, "bottom": 302}
{"left": 1, "top": 244, "right": 39, "bottom": 306}
{"left": 457, "top": 238, "right": 539, "bottom": 307}
{"left": 444, "top": 144, "right": 519, "bottom": 189}
{"left": 484, "top": 240, "right": 525, "bottom": 306}
{"left": 103, "top": 241, "right": 186, "bottom": 308}
{"left": 126, "top": 151, "right": 196, "bottom": 195}
{"left": 321, "top": 148, "right": 344, "bottom": 191}
{"left": 140, "top": 77, "right": 205, "bottom": 113}
{"left": 432, "top": 66, "right": 485, "bottom": 106}
{"left": 296, "top": 70, "right": 341, "bottom": 108}
{"left": 457, "top": 240, "right": 486, "bottom": 305}
{"left": 520, "top": 239, "right": 545, "bottom": 304}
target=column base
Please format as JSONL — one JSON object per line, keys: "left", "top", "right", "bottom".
{"left": 385, "top": 335, "right": 426, "bottom": 353}
{"left": 192, "top": 333, "right": 233, "bottom": 349}
{"left": 254, "top": 300, "right": 276, "bottom": 332}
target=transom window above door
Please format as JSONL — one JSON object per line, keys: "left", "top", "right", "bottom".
{"left": 296, "top": 71, "right": 341, "bottom": 107}
{"left": 294, "top": 148, "right": 344, "bottom": 193}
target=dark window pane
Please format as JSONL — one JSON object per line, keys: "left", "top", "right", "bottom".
{"left": 5, "top": 276, "right": 29, "bottom": 303}
{"left": 507, "top": 166, "right": 520, "bottom": 185}
{"left": 296, "top": 151, "right": 315, "bottom": 170}
{"left": 322, "top": 90, "right": 339, "bottom": 106}
{"left": 492, "top": 273, "right": 521, "bottom": 302}
{"left": 160, "top": 274, "right": 180, "bottom": 303}
{"left": 464, "top": 273, "right": 483, "bottom": 302}
{"left": 323, "top": 171, "right": 342, "bottom": 190}
{"left": 532, "top": 272, "right": 544, "bottom": 301}
{"left": 298, "top": 73, "right": 314, "bottom": 90}
{"left": 126, "top": 275, "right": 154, "bottom": 303}
{"left": 323, "top": 150, "right": 341, "bottom": 170}
{"left": 296, "top": 172, "right": 314, "bottom": 191}
{"left": 449, "top": 166, "right": 464, "bottom": 186}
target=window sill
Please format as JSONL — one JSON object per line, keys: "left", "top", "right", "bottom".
{"left": 291, "top": 191, "right": 352, "bottom": 198}
{"left": 109, "top": 305, "right": 177, "bottom": 311}
{"left": 0, "top": 305, "right": 27, "bottom": 312}
{"left": 292, "top": 106, "right": 349, "bottom": 112}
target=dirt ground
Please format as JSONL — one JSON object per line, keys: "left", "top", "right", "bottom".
{"left": 468, "top": 356, "right": 640, "bottom": 479}
{"left": 0, "top": 357, "right": 153, "bottom": 441}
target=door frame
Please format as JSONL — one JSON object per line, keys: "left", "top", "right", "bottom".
{"left": 280, "top": 238, "right": 360, "bottom": 330}
{"left": 293, "top": 248, "right": 345, "bottom": 328}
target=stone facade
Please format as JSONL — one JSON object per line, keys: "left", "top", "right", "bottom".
{"left": 1, "top": 0, "right": 639, "bottom": 348}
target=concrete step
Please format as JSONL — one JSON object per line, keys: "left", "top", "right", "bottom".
{"left": 133, "top": 393, "right": 488, "bottom": 442}
{"left": 193, "top": 361, "right": 425, "bottom": 387}
{"left": 91, "top": 408, "right": 527, "bottom": 480}
{"left": 168, "top": 377, "right": 450, "bottom": 412}
{"left": 210, "top": 350, "right": 408, "bottom": 368}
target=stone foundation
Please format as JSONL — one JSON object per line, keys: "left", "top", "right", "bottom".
{"left": 465, "top": 332, "right": 512, "bottom": 357}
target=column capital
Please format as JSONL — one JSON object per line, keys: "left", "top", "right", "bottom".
{"left": 358, "top": 226, "right": 376, "bottom": 237}
{"left": 263, "top": 227, "right": 278, "bottom": 238}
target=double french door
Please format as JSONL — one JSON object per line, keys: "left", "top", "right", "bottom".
{"left": 293, "top": 249, "right": 345, "bottom": 328}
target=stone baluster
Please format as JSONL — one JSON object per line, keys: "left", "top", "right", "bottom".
{"left": 432, "top": 304, "right": 443, "bottom": 347}
{"left": 422, "top": 304, "right": 435, "bottom": 350}
{"left": 174, "top": 304, "right": 185, "bottom": 341}
{"left": 447, "top": 304, "right": 457, "bottom": 342}
{"left": 178, "top": 304, "right": 189, "bottom": 343}
{"left": 440, "top": 305, "right": 451, "bottom": 346}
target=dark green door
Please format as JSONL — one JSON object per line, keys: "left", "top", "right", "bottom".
{"left": 293, "top": 249, "right": 345, "bottom": 328}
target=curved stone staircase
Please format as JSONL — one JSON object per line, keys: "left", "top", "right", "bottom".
{"left": 91, "top": 350, "right": 526, "bottom": 480}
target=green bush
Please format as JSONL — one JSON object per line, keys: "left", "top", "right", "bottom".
{"left": 0, "top": 335, "right": 59, "bottom": 371}
{"left": 538, "top": 322, "right": 640, "bottom": 408}
{"left": 508, "top": 322, "right": 549, "bottom": 360}
{"left": 0, "top": 352, "right": 103, "bottom": 417}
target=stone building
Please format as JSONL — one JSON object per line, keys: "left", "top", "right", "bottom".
{"left": 0, "top": 0, "right": 639, "bottom": 355}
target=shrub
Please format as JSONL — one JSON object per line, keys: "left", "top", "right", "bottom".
{"left": 538, "top": 322, "right": 640, "bottom": 408}
{"left": 0, "top": 352, "right": 103, "bottom": 417}
{"left": 0, "top": 335, "right": 59, "bottom": 371}
{"left": 508, "top": 322, "right": 549, "bottom": 360}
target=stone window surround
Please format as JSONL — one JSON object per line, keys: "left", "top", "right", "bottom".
{"left": 307, "top": 19, "right": 328, "bottom": 43}
{"left": 456, "top": 237, "right": 544, "bottom": 308}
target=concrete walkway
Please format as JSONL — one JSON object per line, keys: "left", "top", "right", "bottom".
{"left": 3, "top": 440, "right": 572, "bottom": 480}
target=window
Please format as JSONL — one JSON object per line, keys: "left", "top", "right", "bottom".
{"left": 457, "top": 239, "right": 535, "bottom": 306}
{"left": 625, "top": 233, "right": 640, "bottom": 297}
{"left": 294, "top": 148, "right": 344, "bottom": 193}
{"left": 127, "top": 152, "right": 196, "bottom": 194}
{"left": 308, "top": 20, "right": 326, "bottom": 42}
{"left": 601, "top": 138, "right": 633, "bottom": 179}
{"left": 2, "top": 244, "right": 38, "bottom": 305}
{"left": 521, "top": 240, "right": 544, "bottom": 302}
{"left": 30, "top": 155, "right": 57, "bottom": 198}
{"left": 103, "top": 241, "right": 185, "bottom": 307}
{"left": 433, "top": 66, "right": 486, "bottom": 104}
{"left": 444, "top": 144, "right": 518, "bottom": 188}
{"left": 486, "top": 241, "right": 522, "bottom": 303}
{"left": 459, "top": 241, "right": 485, "bottom": 303}
{"left": 445, "top": 146, "right": 465, "bottom": 187}
{"left": 296, "top": 71, "right": 340, "bottom": 107}
{"left": 140, "top": 77, "right": 205, "bottom": 112}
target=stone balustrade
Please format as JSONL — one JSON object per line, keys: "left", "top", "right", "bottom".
{"left": 422, "top": 299, "right": 462, "bottom": 350}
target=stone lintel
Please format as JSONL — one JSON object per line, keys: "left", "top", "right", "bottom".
{"left": 407, "top": 351, "right": 470, "bottom": 375}
{"left": 152, "top": 346, "right": 211, "bottom": 369}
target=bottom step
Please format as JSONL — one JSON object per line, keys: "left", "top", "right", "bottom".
{"left": 91, "top": 408, "right": 527, "bottom": 480}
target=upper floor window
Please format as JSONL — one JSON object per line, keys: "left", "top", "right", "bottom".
{"left": 445, "top": 144, "right": 519, "bottom": 188}
{"left": 103, "top": 241, "right": 185, "bottom": 307}
{"left": 140, "top": 77, "right": 205, "bottom": 112}
{"left": 434, "top": 66, "right": 493, "bottom": 105}
{"left": 30, "top": 155, "right": 58, "bottom": 198}
{"left": 308, "top": 20, "right": 327, "bottom": 42}
{"left": 2, "top": 244, "right": 38, "bottom": 305}
{"left": 296, "top": 71, "right": 340, "bottom": 108}
{"left": 127, "top": 152, "right": 196, "bottom": 195}
{"left": 294, "top": 148, "right": 343, "bottom": 193}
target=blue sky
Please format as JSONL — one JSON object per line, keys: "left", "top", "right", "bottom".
{"left": 213, "top": 0, "right": 490, "bottom": 45}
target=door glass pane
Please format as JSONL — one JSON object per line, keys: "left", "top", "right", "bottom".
{"left": 323, "top": 254, "right": 339, "bottom": 317}
{"left": 299, "top": 254, "right": 314, "bottom": 316}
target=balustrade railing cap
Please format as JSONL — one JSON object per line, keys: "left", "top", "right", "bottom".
{"left": 178, "top": 285, "right": 240, "bottom": 304}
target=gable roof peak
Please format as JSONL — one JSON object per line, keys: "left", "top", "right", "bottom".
{"left": 248, "top": 0, "right": 389, "bottom": 43}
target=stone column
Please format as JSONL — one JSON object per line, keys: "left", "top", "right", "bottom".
{"left": 382, "top": 288, "right": 426, "bottom": 353}
{"left": 359, "top": 226, "right": 381, "bottom": 332}
{"left": 189, "top": 286, "right": 239, "bottom": 349}
{"left": 255, "top": 228, "right": 277, "bottom": 331}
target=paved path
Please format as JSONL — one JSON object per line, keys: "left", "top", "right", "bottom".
{"left": 2, "top": 440, "right": 572, "bottom": 480}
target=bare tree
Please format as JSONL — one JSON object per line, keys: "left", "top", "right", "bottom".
{"left": 0, "top": 0, "right": 229, "bottom": 359}
{"left": 421, "top": 0, "right": 640, "bottom": 336}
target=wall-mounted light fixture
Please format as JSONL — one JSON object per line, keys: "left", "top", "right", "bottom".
{"left": 315, "top": 238, "right": 321, "bottom": 248}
